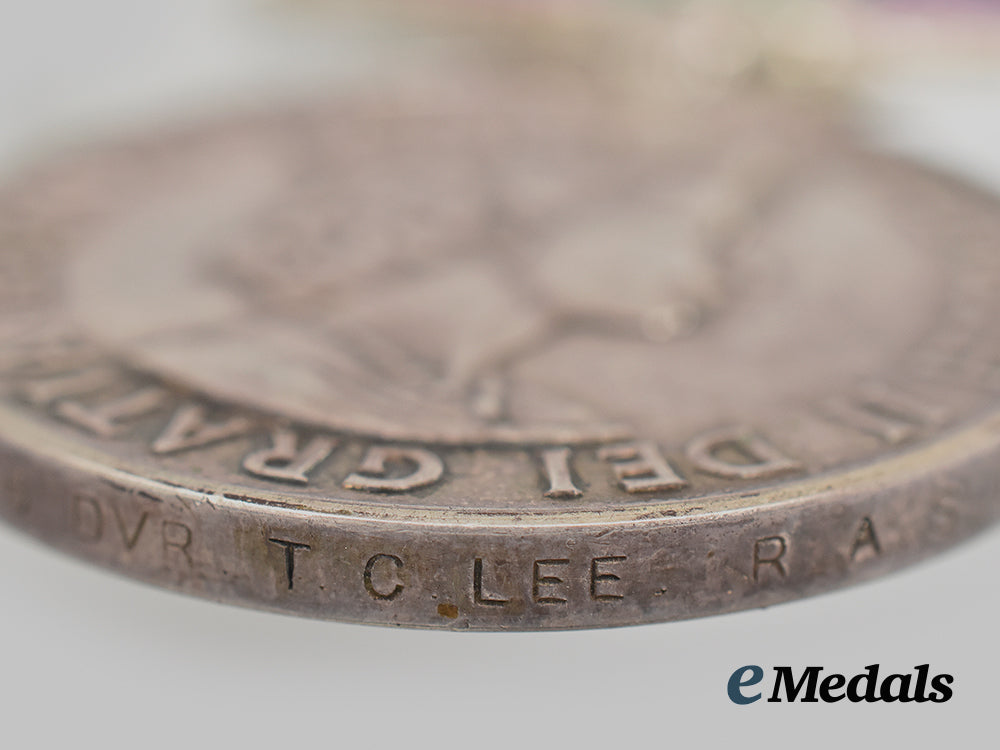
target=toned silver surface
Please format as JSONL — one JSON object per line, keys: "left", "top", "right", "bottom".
{"left": 1, "top": 65, "right": 999, "bottom": 629}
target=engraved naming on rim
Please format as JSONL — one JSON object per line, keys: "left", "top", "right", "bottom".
{"left": 1, "top": 67, "right": 1000, "bottom": 629}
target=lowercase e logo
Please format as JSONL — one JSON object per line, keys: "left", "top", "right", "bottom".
{"left": 728, "top": 665, "right": 765, "bottom": 704}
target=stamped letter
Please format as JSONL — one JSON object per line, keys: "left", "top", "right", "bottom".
{"left": 72, "top": 496, "right": 103, "bottom": 541}
{"left": 532, "top": 559, "right": 570, "bottom": 604}
{"left": 163, "top": 521, "right": 193, "bottom": 566}
{"left": 268, "top": 537, "right": 311, "bottom": 590}
{"left": 364, "top": 554, "right": 405, "bottom": 601}
{"left": 753, "top": 536, "right": 788, "bottom": 581}
{"left": 473, "top": 558, "right": 509, "bottom": 607}
{"left": 590, "top": 556, "right": 627, "bottom": 600}
{"left": 112, "top": 504, "right": 149, "bottom": 551}
{"left": 850, "top": 517, "right": 881, "bottom": 561}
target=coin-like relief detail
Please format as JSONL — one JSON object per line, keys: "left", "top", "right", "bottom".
{"left": 3, "top": 69, "right": 1000, "bottom": 629}
{"left": 243, "top": 430, "right": 338, "bottom": 486}
{"left": 819, "top": 384, "right": 946, "bottom": 445}
{"left": 57, "top": 387, "right": 168, "bottom": 438}
{"left": 46, "top": 78, "right": 949, "bottom": 452}
{"left": 539, "top": 447, "right": 584, "bottom": 499}
{"left": 685, "top": 427, "right": 802, "bottom": 480}
{"left": 597, "top": 442, "right": 687, "bottom": 494}
{"left": 21, "top": 367, "right": 116, "bottom": 407}
{"left": 0, "top": 351, "right": 985, "bottom": 506}
{"left": 152, "top": 404, "right": 255, "bottom": 455}
{"left": 342, "top": 446, "right": 445, "bottom": 493}
{"left": 2, "top": 78, "right": 1000, "bottom": 503}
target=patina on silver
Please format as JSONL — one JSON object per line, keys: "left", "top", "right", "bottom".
{"left": 1, "top": 61, "right": 999, "bottom": 630}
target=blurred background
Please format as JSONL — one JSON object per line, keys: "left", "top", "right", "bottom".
{"left": 1, "top": 1, "right": 999, "bottom": 747}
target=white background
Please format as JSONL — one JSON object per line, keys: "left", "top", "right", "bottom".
{"left": 1, "top": 2, "right": 999, "bottom": 748}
